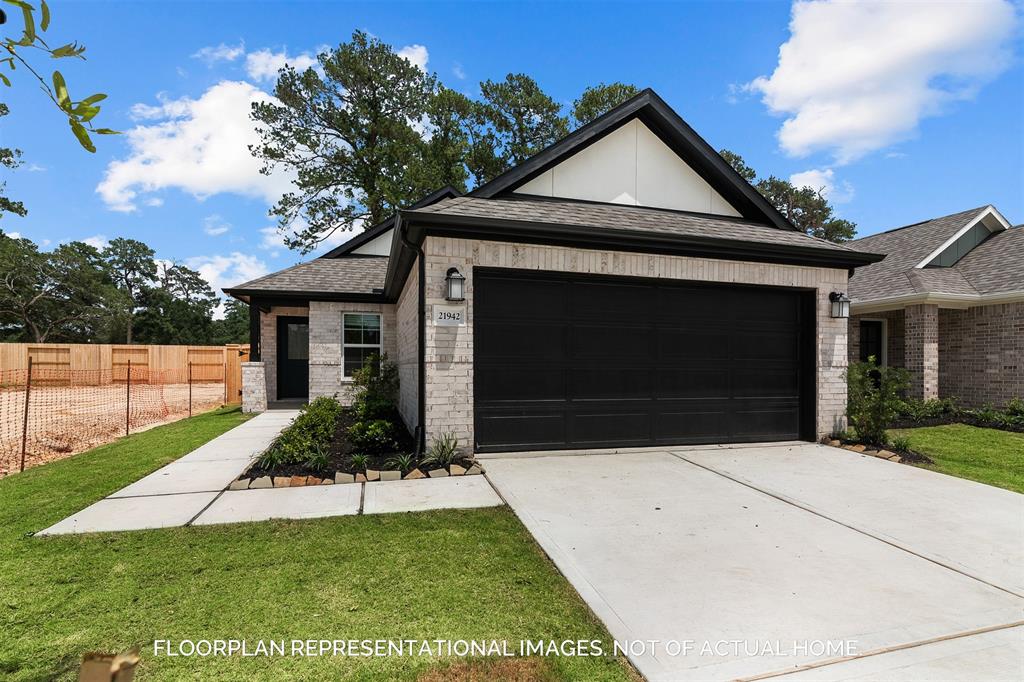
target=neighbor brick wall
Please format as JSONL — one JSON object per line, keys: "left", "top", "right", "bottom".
{"left": 904, "top": 304, "right": 939, "bottom": 400}
{"left": 395, "top": 257, "right": 420, "bottom": 434}
{"left": 308, "top": 301, "right": 397, "bottom": 404}
{"left": 260, "top": 306, "right": 308, "bottom": 402}
{"left": 939, "top": 303, "right": 1024, "bottom": 407}
{"left": 420, "top": 236, "right": 850, "bottom": 449}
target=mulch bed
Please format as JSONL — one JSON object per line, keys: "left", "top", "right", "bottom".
{"left": 244, "top": 408, "right": 475, "bottom": 481}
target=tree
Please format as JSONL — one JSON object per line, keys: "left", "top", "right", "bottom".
{"left": 472, "top": 74, "right": 568, "bottom": 183}
{"left": 251, "top": 30, "right": 443, "bottom": 253}
{"left": 102, "top": 238, "right": 156, "bottom": 343}
{"left": 0, "top": 104, "right": 25, "bottom": 221}
{"left": 719, "top": 150, "right": 856, "bottom": 243}
{"left": 571, "top": 82, "right": 640, "bottom": 127}
{"left": 0, "top": 0, "right": 116, "bottom": 152}
{"left": 0, "top": 234, "right": 113, "bottom": 341}
{"left": 211, "top": 299, "right": 250, "bottom": 345}
{"left": 135, "top": 261, "right": 219, "bottom": 344}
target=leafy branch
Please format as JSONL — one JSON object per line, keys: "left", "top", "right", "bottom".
{"left": 0, "top": 0, "right": 117, "bottom": 152}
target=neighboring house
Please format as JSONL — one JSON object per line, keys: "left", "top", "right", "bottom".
{"left": 848, "top": 205, "right": 1023, "bottom": 407}
{"left": 224, "top": 89, "right": 881, "bottom": 453}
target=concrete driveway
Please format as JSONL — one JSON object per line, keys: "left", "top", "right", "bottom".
{"left": 484, "top": 444, "right": 1024, "bottom": 681}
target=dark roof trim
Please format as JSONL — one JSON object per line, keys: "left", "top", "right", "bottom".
{"left": 320, "top": 185, "right": 463, "bottom": 258}
{"left": 383, "top": 210, "right": 884, "bottom": 297}
{"left": 221, "top": 288, "right": 387, "bottom": 306}
{"left": 469, "top": 88, "right": 795, "bottom": 232}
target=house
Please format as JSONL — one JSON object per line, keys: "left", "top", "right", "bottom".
{"left": 224, "top": 89, "right": 882, "bottom": 453}
{"left": 847, "top": 206, "right": 1023, "bottom": 407}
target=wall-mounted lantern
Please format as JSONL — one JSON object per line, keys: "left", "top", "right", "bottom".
{"left": 445, "top": 267, "right": 465, "bottom": 302}
{"left": 829, "top": 291, "right": 851, "bottom": 319}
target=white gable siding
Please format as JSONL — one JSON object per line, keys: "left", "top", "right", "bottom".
{"left": 514, "top": 119, "right": 741, "bottom": 217}
{"left": 351, "top": 228, "right": 394, "bottom": 256}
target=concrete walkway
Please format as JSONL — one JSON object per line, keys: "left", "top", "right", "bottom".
{"left": 485, "top": 444, "right": 1024, "bottom": 682}
{"left": 39, "top": 410, "right": 502, "bottom": 534}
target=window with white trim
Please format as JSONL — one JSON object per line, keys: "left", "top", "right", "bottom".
{"left": 342, "top": 313, "right": 382, "bottom": 377}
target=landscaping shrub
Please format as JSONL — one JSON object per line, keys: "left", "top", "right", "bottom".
{"left": 846, "top": 357, "right": 909, "bottom": 446}
{"left": 897, "top": 397, "right": 958, "bottom": 422}
{"left": 893, "top": 395, "right": 1024, "bottom": 432}
{"left": 386, "top": 452, "right": 417, "bottom": 472}
{"left": 423, "top": 431, "right": 460, "bottom": 467}
{"left": 258, "top": 396, "right": 343, "bottom": 468}
{"left": 347, "top": 418, "right": 399, "bottom": 454}
{"left": 349, "top": 453, "right": 369, "bottom": 470}
{"left": 891, "top": 435, "right": 912, "bottom": 453}
{"left": 350, "top": 353, "right": 400, "bottom": 420}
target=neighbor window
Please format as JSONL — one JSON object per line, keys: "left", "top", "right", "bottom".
{"left": 343, "top": 313, "right": 382, "bottom": 377}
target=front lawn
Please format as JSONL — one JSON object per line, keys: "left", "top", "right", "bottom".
{"left": 0, "top": 407, "right": 631, "bottom": 681}
{"left": 889, "top": 424, "right": 1024, "bottom": 494}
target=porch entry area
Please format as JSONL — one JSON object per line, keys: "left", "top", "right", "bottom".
{"left": 277, "top": 316, "right": 309, "bottom": 400}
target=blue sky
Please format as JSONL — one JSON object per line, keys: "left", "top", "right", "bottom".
{"left": 2, "top": 1, "right": 1021, "bottom": 299}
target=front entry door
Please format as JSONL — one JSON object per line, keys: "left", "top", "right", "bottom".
{"left": 277, "top": 316, "right": 309, "bottom": 399}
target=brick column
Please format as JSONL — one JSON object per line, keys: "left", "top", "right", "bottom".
{"left": 904, "top": 304, "right": 939, "bottom": 400}
{"left": 241, "top": 361, "right": 267, "bottom": 413}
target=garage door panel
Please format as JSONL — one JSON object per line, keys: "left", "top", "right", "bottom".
{"left": 474, "top": 270, "right": 812, "bottom": 452}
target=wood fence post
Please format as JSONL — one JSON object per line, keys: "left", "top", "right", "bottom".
{"left": 19, "top": 357, "right": 32, "bottom": 472}
{"left": 188, "top": 361, "right": 193, "bottom": 417}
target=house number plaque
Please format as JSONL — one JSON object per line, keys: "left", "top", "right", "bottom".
{"left": 433, "top": 305, "right": 466, "bottom": 327}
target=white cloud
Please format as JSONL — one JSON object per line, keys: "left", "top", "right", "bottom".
{"left": 192, "top": 42, "right": 245, "bottom": 65}
{"left": 97, "top": 80, "right": 294, "bottom": 212}
{"left": 144, "top": 197, "right": 164, "bottom": 207}
{"left": 398, "top": 44, "right": 429, "bottom": 72}
{"left": 452, "top": 62, "right": 466, "bottom": 80}
{"left": 203, "top": 214, "right": 232, "bottom": 236}
{"left": 245, "top": 48, "right": 318, "bottom": 82}
{"left": 748, "top": 0, "right": 1018, "bottom": 163}
{"left": 186, "top": 252, "right": 269, "bottom": 297}
{"left": 6, "top": 231, "right": 21, "bottom": 239}
{"left": 789, "top": 168, "right": 854, "bottom": 204}
{"left": 24, "top": 163, "right": 46, "bottom": 172}
{"left": 82, "top": 234, "right": 109, "bottom": 250}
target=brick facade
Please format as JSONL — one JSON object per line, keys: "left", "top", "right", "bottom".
{"left": 420, "top": 236, "right": 851, "bottom": 448}
{"left": 395, "top": 258, "right": 420, "bottom": 434}
{"left": 939, "top": 303, "right": 1024, "bottom": 407}
{"left": 904, "top": 304, "right": 940, "bottom": 400}
{"left": 307, "top": 301, "right": 397, "bottom": 403}
{"left": 259, "top": 305, "right": 308, "bottom": 403}
{"left": 848, "top": 310, "right": 905, "bottom": 370}
{"left": 241, "top": 361, "right": 267, "bottom": 413}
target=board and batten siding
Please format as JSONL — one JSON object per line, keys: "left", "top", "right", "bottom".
{"left": 420, "top": 236, "right": 850, "bottom": 450}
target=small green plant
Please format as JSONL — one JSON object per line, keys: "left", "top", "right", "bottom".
{"left": 304, "top": 444, "right": 330, "bottom": 472}
{"left": 386, "top": 452, "right": 417, "bottom": 472}
{"left": 1006, "top": 398, "right": 1024, "bottom": 418}
{"left": 347, "top": 419, "right": 399, "bottom": 454}
{"left": 846, "top": 357, "right": 910, "bottom": 446}
{"left": 258, "top": 396, "right": 343, "bottom": 468}
{"left": 891, "top": 435, "right": 912, "bottom": 453}
{"left": 423, "top": 432, "right": 460, "bottom": 467}
{"left": 349, "top": 453, "right": 369, "bottom": 470}
{"left": 351, "top": 353, "right": 399, "bottom": 420}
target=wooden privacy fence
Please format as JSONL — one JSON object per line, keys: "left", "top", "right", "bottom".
{"left": 0, "top": 343, "right": 249, "bottom": 401}
{"left": 0, "top": 343, "right": 250, "bottom": 476}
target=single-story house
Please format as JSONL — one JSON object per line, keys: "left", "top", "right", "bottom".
{"left": 847, "top": 205, "right": 1022, "bottom": 407}
{"left": 225, "top": 89, "right": 883, "bottom": 453}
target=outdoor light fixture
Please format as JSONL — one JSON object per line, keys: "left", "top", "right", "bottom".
{"left": 829, "top": 291, "right": 851, "bottom": 319}
{"left": 445, "top": 267, "right": 465, "bottom": 302}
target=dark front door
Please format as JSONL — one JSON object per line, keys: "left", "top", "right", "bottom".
{"left": 859, "top": 320, "right": 883, "bottom": 365}
{"left": 474, "top": 269, "right": 814, "bottom": 453}
{"left": 277, "top": 316, "right": 309, "bottom": 399}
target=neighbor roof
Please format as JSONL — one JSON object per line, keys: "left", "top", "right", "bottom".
{"left": 848, "top": 206, "right": 1019, "bottom": 302}
{"left": 223, "top": 256, "right": 388, "bottom": 302}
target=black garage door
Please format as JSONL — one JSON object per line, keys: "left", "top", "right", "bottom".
{"left": 473, "top": 269, "right": 815, "bottom": 452}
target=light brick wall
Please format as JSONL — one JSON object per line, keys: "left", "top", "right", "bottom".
{"left": 241, "top": 361, "right": 267, "bottom": 413}
{"left": 939, "top": 303, "right": 1024, "bottom": 407}
{"left": 260, "top": 306, "right": 308, "bottom": 402}
{"left": 395, "top": 257, "right": 420, "bottom": 434}
{"left": 904, "top": 304, "right": 939, "bottom": 400}
{"left": 421, "top": 236, "right": 850, "bottom": 449}
{"left": 308, "top": 301, "right": 397, "bottom": 404}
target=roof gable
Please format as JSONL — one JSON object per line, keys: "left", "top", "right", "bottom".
{"left": 471, "top": 89, "right": 794, "bottom": 231}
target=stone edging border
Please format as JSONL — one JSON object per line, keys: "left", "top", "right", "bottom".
{"left": 228, "top": 463, "right": 485, "bottom": 491}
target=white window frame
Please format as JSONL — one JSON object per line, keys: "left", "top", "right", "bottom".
{"left": 859, "top": 317, "right": 888, "bottom": 367}
{"left": 342, "top": 312, "right": 383, "bottom": 378}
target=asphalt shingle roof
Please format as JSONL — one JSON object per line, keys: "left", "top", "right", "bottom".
{"left": 848, "top": 207, "right": 1010, "bottom": 301}
{"left": 226, "top": 256, "right": 388, "bottom": 296}
{"left": 407, "top": 196, "right": 867, "bottom": 256}
{"left": 956, "top": 225, "right": 1024, "bottom": 295}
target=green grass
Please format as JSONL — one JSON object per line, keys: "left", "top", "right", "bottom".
{"left": 889, "top": 424, "right": 1024, "bottom": 493}
{"left": 0, "top": 407, "right": 631, "bottom": 681}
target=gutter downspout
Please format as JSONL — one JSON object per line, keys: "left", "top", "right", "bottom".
{"left": 398, "top": 215, "right": 427, "bottom": 455}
